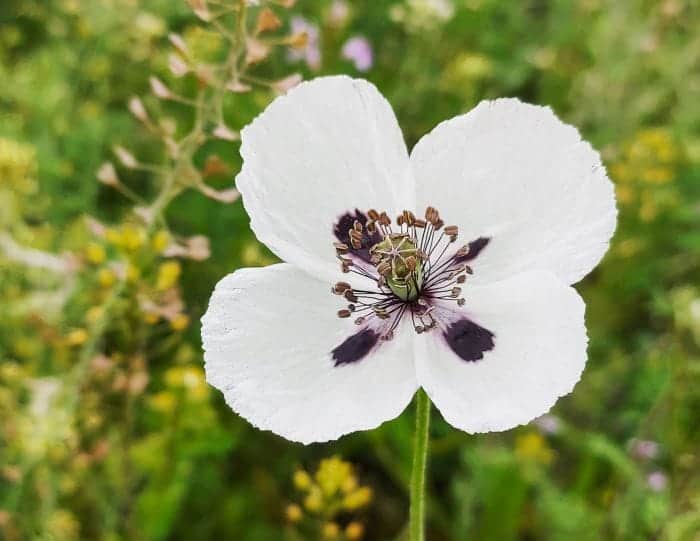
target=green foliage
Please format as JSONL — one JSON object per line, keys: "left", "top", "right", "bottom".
{"left": 1, "top": 0, "right": 699, "bottom": 540}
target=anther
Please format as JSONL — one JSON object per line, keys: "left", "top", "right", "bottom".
{"left": 414, "top": 218, "right": 427, "bottom": 228}
{"left": 349, "top": 229, "right": 363, "bottom": 242}
{"left": 366, "top": 221, "right": 377, "bottom": 233}
{"left": 354, "top": 317, "right": 365, "bottom": 325}
{"left": 456, "top": 245, "right": 470, "bottom": 257}
{"left": 348, "top": 304, "right": 356, "bottom": 312}
{"left": 451, "top": 287, "right": 462, "bottom": 297}
{"left": 465, "top": 265, "right": 473, "bottom": 275}
{"left": 367, "top": 209, "right": 380, "bottom": 221}
{"left": 338, "top": 309, "right": 352, "bottom": 318}
{"left": 415, "top": 325, "right": 425, "bottom": 334}
{"left": 376, "top": 261, "right": 392, "bottom": 276}
{"left": 456, "top": 275, "right": 466, "bottom": 284}
{"left": 344, "top": 290, "right": 358, "bottom": 303}
{"left": 434, "top": 218, "right": 444, "bottom": 230}
{"left": 378, "top": 212, "right": 391, "bottom": 226}
{"left": 332, "top": 281, "right": 352, "bottom": 294}
{"left": 457, "top": 298, "right": 466, "bottom": 306}
{"left": 425, "top": 206, "right": 439, "bottom": 223}
{"left": 333, "top": 242, "right": 349, "bottom": 254}
{"left": 444, "top": 225, "right": 458, "bottom": 241}
{"left": 353, "top": 220, "right": 363, "bottom": 232}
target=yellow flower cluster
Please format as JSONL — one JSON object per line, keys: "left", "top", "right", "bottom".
{"left": 83, "top": 223, "right": 190, "bottom": 330}
{"left": 0, "top": 137, "right": 37, "bottom": 194}
{"left": 611, "top": 128, "right": 682, "bottom": 222}
{"left": 287, "top": 456, "right": 372, "bottom": 539}
{"left": 149, "top": 366, "right": 209, "bottom": 414}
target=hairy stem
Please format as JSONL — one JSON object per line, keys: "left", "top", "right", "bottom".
{"left": 409, "top": 388, "right": 431, "bottom": 541}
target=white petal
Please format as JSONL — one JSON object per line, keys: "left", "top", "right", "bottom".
{"left": 415, "top": 270, "right": 587, "bottom": 433}
{"left": 411, "top": 98, "right": 617, "bottom": 285}
{"left": 237, "top": 76, "right": 411, "bottom": 283}
{"left": 201, "top": 264, "right": 417, "bottom": 444}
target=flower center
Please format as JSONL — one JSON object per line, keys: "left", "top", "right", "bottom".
{"left": 332, "top": 206, "right": 477, "bottom": 341}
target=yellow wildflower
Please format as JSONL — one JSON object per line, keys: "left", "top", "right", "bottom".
{"left": 156, "top": 260, "right": 181, "bottom": 291}
{"left": 98, "top": 268, "right": 116, "bottom": 288}
{"left": 345, "top": 522, "right": 365, "bottom": 540}
{"left": 342, "top": 486, "right": 372, "bottom": 511}
{"left": 316, "top": 456, "right": 353, "bottom": 497}
{"left": 285, "top": 504, "right": 303, "bottom": 523}
{"left": 303, "top": 487, "right": 323, "bottom": 512}
{"left": 170, "top": 313, "right": 190, "bottom": 332}
{"left": 66, "top": 328, "right": 89, "bottom": 346}
{"left": 515, "top": 432, "right": 554, "bottom": 465}
{"left": 152, "top": 230, "right": 171, "bottom": 252}
{"left": 85, "top": 242, "right": 106, "bottom": 264}
{"left": 293, "top": 469, "right": 313, "bottom": 490}
{"left": 150, "top": 391, "right": 177, "bottom": 414}
{"left": 322, "top": 521, "right": 340, "bottom": 539}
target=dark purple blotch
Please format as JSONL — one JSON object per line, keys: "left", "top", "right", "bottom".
{"left": 444, "top": 318, "right": 495, "bottom": 362}
{"left": 332, "top": 328, "right": 379, "bottom": 366}
{"left": 454, "top": 237, "right": 490, "bottom": 264}
{"left": 334, "top": 209, "right": 382, "bottom": 264}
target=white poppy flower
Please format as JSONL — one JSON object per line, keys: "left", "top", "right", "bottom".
{"left": 201, "top": 76, "right": 617, "bottom": 444}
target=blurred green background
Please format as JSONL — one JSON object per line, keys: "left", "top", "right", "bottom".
{"left": 1, "top": 0, "right": 699, "bottom": 539}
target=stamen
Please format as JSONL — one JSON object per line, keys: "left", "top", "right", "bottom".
{"left": 331, "top": 206, "right": 491, "bottom": 347}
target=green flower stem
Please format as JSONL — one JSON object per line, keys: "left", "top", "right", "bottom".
{"left": 409, "top": 388, "right": 431, "bottom": 541}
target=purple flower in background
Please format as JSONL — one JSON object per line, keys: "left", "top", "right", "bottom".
{"left": 647, "top": 471, "right": 668, "bottom": 492}
{"left": 329, "top": 0, "right": 351, "bottom": 27}
{"left": 629, "top": 438, "right": 660, "bottom": 461}
{"left": 342, "top": 36, "right": 373, "bottom": 72}
{"left": 288, "top": 16, "right": 321, "bottom": 71}
{"left": 533, "top": 414, "right": 561, "bottom": 435}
